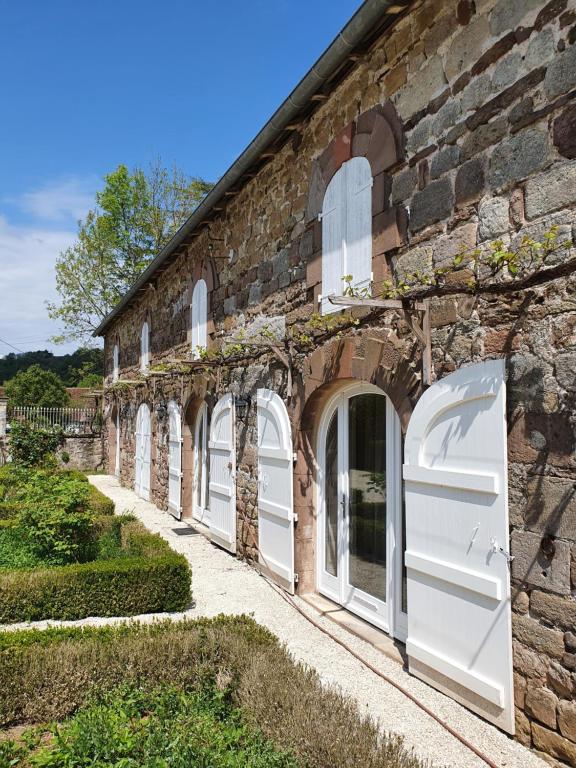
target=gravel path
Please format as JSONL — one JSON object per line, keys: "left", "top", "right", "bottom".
{"left": 4, "top": 475, "right": 546, "bottom": 768}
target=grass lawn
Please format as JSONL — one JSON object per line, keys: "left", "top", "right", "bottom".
{"left": 0, "top": 616, "right": 425, "bottom": 768}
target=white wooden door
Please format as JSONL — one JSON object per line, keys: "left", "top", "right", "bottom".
{"left": 257, "top": 389, "right": 294, "bottom": 592}
{"left": 167, "top": 401, "right": 182, "bottom": 519}
{"left": 403, "top": 359, "right": 514, "bottom": 733}
{"left": 208, "top": 394, "right": 236, "bottom": 552}
{"left": 114, "top": 410, "right": 121, "bottom": 477}
{"left": 135, "top": 403, "right": 151, "bottom": 501}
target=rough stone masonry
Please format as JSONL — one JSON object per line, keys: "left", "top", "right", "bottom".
{"left": 100, "top": 0, "right": 576, "bottom": 763}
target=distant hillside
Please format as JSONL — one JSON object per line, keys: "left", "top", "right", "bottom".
{"left": 0, "top": 348, "right": 103, "bottom": 387}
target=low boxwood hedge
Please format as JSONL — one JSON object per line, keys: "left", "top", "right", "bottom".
{"left": 0, "top": 616, "right": 424, "bottom": 768}
{"left": 0, "top": 523, "right": 191, "bottom": 623}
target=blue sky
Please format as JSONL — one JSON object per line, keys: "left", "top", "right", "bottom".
{"left": 0, "top": 0, "right": 362, "bottom": 357}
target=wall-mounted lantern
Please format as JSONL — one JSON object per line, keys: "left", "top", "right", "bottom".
{"left": 234, "top": 395, "right": 251, "bottom": 421}
{"left": 155, "top": 402, "right": 168, "bottom": 422}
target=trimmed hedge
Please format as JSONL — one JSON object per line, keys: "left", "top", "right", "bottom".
{"left": 0, "top": 616, "right": 424, "bottom": 768}
{"left": 0, "top": 523, "right": 191, "bottom": 622}
{"left": 87, "top": 483, "right": 115, "bottom": 515}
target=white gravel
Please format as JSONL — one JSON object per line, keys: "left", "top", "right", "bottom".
{"left": 2, "top": 475, "right": 546, "bottom": 768}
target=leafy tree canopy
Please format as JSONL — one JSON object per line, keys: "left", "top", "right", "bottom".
{"left": 0, "top": 347, "right": 103, "bottom": 387}
{"left": 5, "top": 365, "right": 70, "bottom": 407}
{"left": 47, "top": 161, "right": 212, "bottom": 343}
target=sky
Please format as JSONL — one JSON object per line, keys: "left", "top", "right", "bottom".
{"left": 0, "top": 0, "right": 362, "bottom": 357}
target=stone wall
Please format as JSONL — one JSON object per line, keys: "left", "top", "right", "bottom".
{"left": 58, "top": 436, "right": 104, "bottom": 472}
{"left": 101, "top": 0, "right": 576, "bottom": 761}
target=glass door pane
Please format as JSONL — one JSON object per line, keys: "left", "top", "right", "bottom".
{"left": 325, "top": 411, "right": 339, "bottom": 577}
{"left": 347, "top": 393, "right": 387, "bottom": 602}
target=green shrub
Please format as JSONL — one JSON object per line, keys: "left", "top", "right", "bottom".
{"left": 0, "top": 522, "right": 191, "bottom": 622}
{"left": 2, "top": 685, "right": 298, "bottom": 768}
{"left": 15, "top": 469, "right": 93, "bottom": 563}
{"left": 0, "top": 617, "right": 424, "bottom": 768}
{"left": 87, "top": 483, "right": 115, "bottom": 515}
{"left": 8, "top": 421, "right": 64, "bottom": 467}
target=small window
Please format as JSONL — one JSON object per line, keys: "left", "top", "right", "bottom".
{"left": 140, "top": 321, "right": 150, "bottom": 372}
{"left": 112, "top": 343, "right": 119, "bottom": 383}
{"left": 321, "top": 156, "right": 373, "bottom": 315}
{"left": 191, "top": 279, "right": 208, "bottom": 359}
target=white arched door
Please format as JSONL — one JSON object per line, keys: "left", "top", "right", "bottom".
{"left": 134, "top": 403, "right": 151, "bottom": 500}
{"left": 403, "top": 359, "right": 514, "bottom": 733}
{"left": 167, "top": 401, "right": 182, "bottom": 519}
{"left": 317, "top": 382, "right": 405, "bottom": 637}
{"left": 208, "top": 394, "right": 236, "bottom": 552}
{"left": 193, "top": 402, "right": 209, "bottom": 524}
{"left": 257, "top": 389, "right": 294, "bottom": 592}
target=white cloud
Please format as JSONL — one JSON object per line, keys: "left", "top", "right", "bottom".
{"left": 0, "top": 215, "right": 79, "bottom": 355}
{"left": 17, "top": 176, "right": 98, "bottom": 223}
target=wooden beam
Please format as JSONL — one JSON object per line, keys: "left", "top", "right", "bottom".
{"left": 328, "top": 295, "right": 427, "bottom": 311}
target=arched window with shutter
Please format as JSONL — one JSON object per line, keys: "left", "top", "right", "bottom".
{"left": 191, "top": 279, "right": 208, "bottom": 359}
{"left": 321, "top": 156, "right": 372, "bottom": 316}
{"left": 140, "top": 321, "right": 150, "bottom": 372}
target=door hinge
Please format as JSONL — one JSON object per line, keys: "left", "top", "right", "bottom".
{"left": 293, "top": 512, "right": 298, "bottom": 523}
{"left": 294, "top": 573, "right": 299, "bottom": 584}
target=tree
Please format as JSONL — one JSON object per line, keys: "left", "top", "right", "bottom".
{"left": 47, "top": 161, "right": 212, "bottom": 343}
{"left": 5, "top": 365, "right": 70, "bottom": 407}
{"left": 0, "top": 347, "right": 103, "bottom": 386}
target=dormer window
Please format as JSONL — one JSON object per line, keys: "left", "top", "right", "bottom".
{"left": 112, "top": 343, "right": 119, "bottom": 382}
{"left": 321, "top": 156, "right": 372, "bottom": 315}
{"left": 191, "top": 279, "right": 208, "bottom": 359}
{"left": 140, "top": 321, "right": 150, "bottom": 372}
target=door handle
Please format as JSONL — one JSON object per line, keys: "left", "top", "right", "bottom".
{"left": 340, "top": 494, "right": 347, "bottom": 518}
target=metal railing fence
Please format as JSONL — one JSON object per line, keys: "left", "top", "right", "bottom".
{"left": 8, "top": 406, "right": 101, "bottom": 435}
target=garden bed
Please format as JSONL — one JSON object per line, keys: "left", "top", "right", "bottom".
{"left": 0, "top": 616, "right": 424, "bottom": 768}
{"left": 0, "top": 465, "right": 191, "bottom": 622}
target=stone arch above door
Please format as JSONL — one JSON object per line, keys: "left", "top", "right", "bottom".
{"left": 291, "top": 332, "right": 421, "bottom": 594}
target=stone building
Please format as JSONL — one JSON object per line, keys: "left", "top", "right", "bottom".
{"left": 95, "top": 0, "right": 576, "bottom": 762}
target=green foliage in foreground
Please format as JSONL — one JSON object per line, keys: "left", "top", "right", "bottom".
{"left": 0, "top": 616, "right": 424, "bottom": 768}
{"left": 0, "top": 685, "right": 298, "bottom": 768}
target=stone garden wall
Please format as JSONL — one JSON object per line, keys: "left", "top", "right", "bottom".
{"left": 101, "top": 0, "right": 576, "bottom": 761}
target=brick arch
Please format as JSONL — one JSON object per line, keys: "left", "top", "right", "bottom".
{"left": 291, "top": 332, "right": 421, "bottom": 593}
{"left": 305, "top": 102, "right": 407, "bottom": 307}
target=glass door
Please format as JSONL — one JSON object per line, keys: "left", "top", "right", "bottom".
{"left": 317, "top": 383, "right": 406, "bottom": 639}
{"left": 193, "top": 403, "right": 209, "bottom": 523}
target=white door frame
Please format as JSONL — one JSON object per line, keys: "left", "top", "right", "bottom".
{"left": 193, "top": 401, "right": 209, "bottom": 524}
{"left": 316, "top": 381, "right": 406, "bottom": 640}
{"left": 167, "top": 400, "right": 182, "bottom": 519}
{"left": 114, "top": 409, "right": 121, "bottom": 478}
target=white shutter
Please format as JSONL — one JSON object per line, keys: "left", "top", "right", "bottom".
{"left": 135, "top": 403, "right": 151, "bottom": 501}
{"left": 191, "top": 279, "right": 208, "bottom": 359}
{"left": 134, "top": 407, "right": 143, "bottom": 495}
{"left": 345, "top": 156, "right": 372, "bottom": 295}
{"left": 321, "top": 167, "right": 345, "bottom": 316}
{"left": 114, "top": 409, "right": 121, "bottom": 477}
{"left": 140, "top": 323, "right": 149, "bottom": 371}
{"left": 167, "top": 400, "right": 182, "bottom": 519}
{"left": 141, "top": 404, "right": 151, "bottom": 501}
{"left": 113, "top": 344, "right": 119, "bottom": 383}
{"left": 208, "top": 394, "right": 236, "bottom": 552}
{"left": 257, "top": 389, "right": 295, "bottom": 592}
{"left": 403, "top": 359, "right": 514, "bottom": 733}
